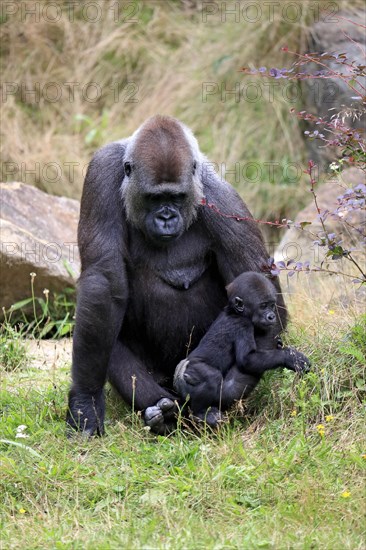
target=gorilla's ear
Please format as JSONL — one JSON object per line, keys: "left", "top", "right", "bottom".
{"left": 124, "top": 162, "right": 132, "bottom": 177}
{"left": 233, "top": 296, "right": 244, "bottom": 313}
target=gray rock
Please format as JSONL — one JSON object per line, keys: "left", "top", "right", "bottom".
{"left": 302, "top": 10, "right": 366, "bottom": 168}
{"left": 1, "top": 182, "right": 80, "bottom": 308}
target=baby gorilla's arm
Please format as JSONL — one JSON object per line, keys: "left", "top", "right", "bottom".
{"left": 234, "top": 324, "right": 256, "bottom": 368}
{"left": 243, "top": 347, "right": 310, "bottom": 375}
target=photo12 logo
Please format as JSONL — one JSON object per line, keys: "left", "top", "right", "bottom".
{"left": 0, "top": 2, "right": 141, "bottom": 24}
{"left": 1, "top": 81, "right": 139, "bottom": 105}
{"left": 201, "top": 2, "right": 339, "bottom": 24}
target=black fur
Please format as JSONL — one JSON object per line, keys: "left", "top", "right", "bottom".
{"left": 66, "top": 116, "right": 288, "bottom": 435}
{"left": 174, "top": 272, "right": 310, "bottom": 424}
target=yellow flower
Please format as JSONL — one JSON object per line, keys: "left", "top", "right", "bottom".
{"left": 325, "top": 415, "right": 334, "bottom": 422}
{"left": 361, "top": 454, "right": 366, "bottom": 460}
{"left": 328, "top": 310, "right": 335, "bottom": 315}
{"left": 290, "top": 410, "right": 297, "bottom": 417}
{"left": 19, "top": 509, "right": 26, "bottom": 514}
{"left": 341, "top": 491, "right": 351, "bottom": 499}
{"left": 316, "top": 424, "right": 325, "bottom": 437}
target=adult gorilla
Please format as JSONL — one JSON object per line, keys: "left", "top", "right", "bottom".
{"left": 67, "top": 115, "right": 287, "bottom": 435}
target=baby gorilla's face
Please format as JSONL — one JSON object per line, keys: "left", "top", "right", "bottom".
{"left": 226, "top": 272, "right": 278, "bottom": 331}
{"left": 251, "top": 298, "right": 277, "bottom": 330}
{"left": 230, "top": 292, "right": 277, "bottom": 330}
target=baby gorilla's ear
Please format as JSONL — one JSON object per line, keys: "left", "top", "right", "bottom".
{"left": 233, "top": 296, "right": 244, "bottom": 312}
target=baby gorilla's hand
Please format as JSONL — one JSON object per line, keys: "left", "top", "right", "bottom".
{"left": 284, "top": 348, "right": 311, "bottom": 374}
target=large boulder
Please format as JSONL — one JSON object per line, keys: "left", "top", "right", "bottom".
{"left": 1, "top": 182, "right": 80, "bottom": 309}
{"left": 302, "top": 10, "right": 366, "bottom": 168}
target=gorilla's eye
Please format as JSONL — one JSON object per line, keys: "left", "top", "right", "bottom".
{"left": 234, "top": 296, "right": 244, "bottom": 312}
{"left": 192, "top": 161, "right": 197, "bottom": 175}
{"left": 124, "top": 162, "right": 132, "bottom": 177}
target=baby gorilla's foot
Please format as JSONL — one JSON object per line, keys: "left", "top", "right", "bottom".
{"left": 194, "top": 407, "right": 224, "bottom": 429}
{"left": 173, "top": 358, "right": 190, "bottom": 396}
{"left": 144, "top": 398, "right": 177, "bottom": 435}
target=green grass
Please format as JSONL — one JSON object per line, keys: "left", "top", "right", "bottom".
{"left": 1, "top": 314, "right": 365, "bottom": 549}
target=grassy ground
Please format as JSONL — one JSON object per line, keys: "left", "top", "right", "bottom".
{"left": 1, "top": 290, "right": 365, "bottom": 549}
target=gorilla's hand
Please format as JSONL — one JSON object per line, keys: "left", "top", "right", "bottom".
{"left": 276, "top": 337, "right": 284, "bottom": 349}
{"left": 66, "top": 388, "right": 105, "bottom": 437}
{"left": 144, "top": 398, "right": 178, "bottom": 435}
{"left": 283, "top": 348, "right": 311, "bottom": 374}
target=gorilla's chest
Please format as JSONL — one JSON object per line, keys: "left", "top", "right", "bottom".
{"left": 124, "top": 227, "right": 225, "bottom": 359}
{"left": 127, "top": 225, "right": 213, "bottom": 290}
{"left": 154, "top": 260, "right": 210, "bottom": 290}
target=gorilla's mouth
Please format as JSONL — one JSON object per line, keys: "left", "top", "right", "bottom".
{"left": 150, "top": 230, "right": 182, "bottom": 245}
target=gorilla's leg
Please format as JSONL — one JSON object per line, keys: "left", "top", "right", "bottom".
{"left": 174, "top": 359, "right": 224, "bottom": 428}
{"left": 220, "top": 366, "right": 260, "bottom": 409}
{"left": 174, "top": 359, "right": 222, "bottom": 412}
{"left": 108, "top": 340, "right": 178, "bottom": 434}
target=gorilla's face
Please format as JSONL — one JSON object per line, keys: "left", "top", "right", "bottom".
{"left": 142, "top": 191, "right": 187, "bottom": 244}
{"left": 227, "top": 272, "right": 278, "bottom": 330}
{"left": 121, "top": 116, "right": 202, "bottom": 246}
{"left": 251, "top": 298, "right": 277, "bottom": 330}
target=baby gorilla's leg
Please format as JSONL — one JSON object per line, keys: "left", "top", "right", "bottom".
{"left": 220, "top": 366, "right": 260, "bottom": 409}
{"left": 174, "top": 358, "right": 223, "bottom": 422}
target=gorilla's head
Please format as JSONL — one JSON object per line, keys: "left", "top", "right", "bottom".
{"left": 121, "top": 115, "right": 203, "bottom": 245}
{"left": 226, "top": 272, "right": 278, "bottom": 330}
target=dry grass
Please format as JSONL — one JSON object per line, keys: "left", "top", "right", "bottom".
{"left": 1, "top": 1, "right": 361, "bottom": 218}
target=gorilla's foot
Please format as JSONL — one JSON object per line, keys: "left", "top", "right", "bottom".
{"left": 66, "top": 388, "right": 105, "bottom": 437}
{"left": 144, "top": 397, "right": 178, "bottom": 435}
{"left": 194, "top": 407, "right": 224, "bottom": 429}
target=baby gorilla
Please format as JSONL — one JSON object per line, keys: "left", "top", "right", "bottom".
{"left": 174, "top": 272, "right": 310, "bottom": 427}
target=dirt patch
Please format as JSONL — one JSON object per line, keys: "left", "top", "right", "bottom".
{"left": 26, "top": 338, "right": 72, "bottom": 370}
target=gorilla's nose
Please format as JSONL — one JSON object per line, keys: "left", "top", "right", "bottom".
{"left": 157, "top": 207, "right": 177, "bottom": 222}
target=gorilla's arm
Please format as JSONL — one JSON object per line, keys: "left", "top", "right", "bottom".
{"left": 234, "top": 326, "right": 256, "bottom": 368}
{"left": 201, "top": 167, "right": 268, "bottom": 279}
{"left": 220, "top": 348, "right": 310, "bottom": 410}
{"left": 201, "top": 166, "right": 287, "bottom": 332}
{"left": 67, "top": 142, "right": 129, "bottom": 435}
{"left": 242, "top": 348, "right": 310, "bottom": 375}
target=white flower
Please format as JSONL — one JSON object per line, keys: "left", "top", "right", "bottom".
{"left": 15, "top": 425, "right": 29, "bottom": 439}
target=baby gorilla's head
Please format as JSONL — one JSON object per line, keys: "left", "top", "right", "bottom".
{"left": 226, "top": 272, "right": 278, "bottom": 330}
